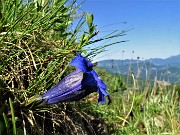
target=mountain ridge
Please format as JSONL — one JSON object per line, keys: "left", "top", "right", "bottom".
{"left": 97, "top": 54, "right": 180, "bottom": 83}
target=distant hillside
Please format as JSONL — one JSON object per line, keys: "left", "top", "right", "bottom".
{"left": 97, "top": 54, "right": 180, "bottom": 83}
{"left": 146, "top": 54, "right": 180, "bottom": 66}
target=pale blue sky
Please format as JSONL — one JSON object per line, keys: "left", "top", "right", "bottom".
{"left": 78, "top": 0, "right": 180, "bottom": 61}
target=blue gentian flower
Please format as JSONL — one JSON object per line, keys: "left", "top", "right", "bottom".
{"left": 38, "top": 51, "right": 111, "bottom": 105}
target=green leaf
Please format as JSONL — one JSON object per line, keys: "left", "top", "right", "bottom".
{"left": 23, "top": 94, "right": 40, "bottom": 107}
{"left": 89, "top": 25, "right": 95, "bottom": 34}
{"left": 86, "top": 13, "right": 93, "bottom": 31}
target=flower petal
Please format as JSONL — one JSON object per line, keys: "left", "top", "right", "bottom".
{"left": 38, "top": 70, "right": 98, "bottom": 105}
{"left": 90, "top": 70, "right": 111, "bottom": 104}
{"left": 70, "top": 51, "right": 93, "bottom": 72}
{"left": 39, "top": 69, "right": 83, "bottom": 104}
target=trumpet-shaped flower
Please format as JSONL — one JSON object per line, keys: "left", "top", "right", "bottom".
{"left": 38, "top": 51, "right": 111, "bottom": 105}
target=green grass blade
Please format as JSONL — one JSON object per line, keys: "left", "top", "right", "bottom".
{"left": 3, "top": 112, "right": 10, "bottom": 135}
{"left": 9, "top": 98, "right": 16, "bottom": 135}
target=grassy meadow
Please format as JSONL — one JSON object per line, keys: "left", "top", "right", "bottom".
{"left": 0, "top": 0, "right": 179, "bottom": 135}
{"left": 91, "top": 68, "right": 180, "bottom": 134}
